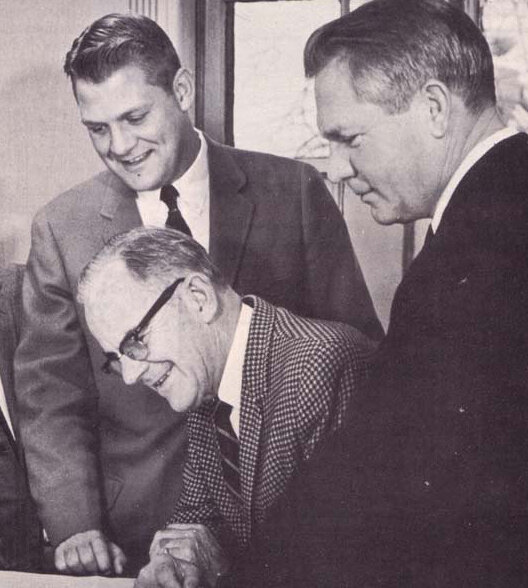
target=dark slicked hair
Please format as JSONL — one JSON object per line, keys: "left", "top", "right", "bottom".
{"left": 64, "top": 13, "right": 181, "bottom": 94}
{"left": 78, "top": 227, "right": 227, "bottom": 306}
{"left": 304, "top": 0, "right": 496, "bottom": 115}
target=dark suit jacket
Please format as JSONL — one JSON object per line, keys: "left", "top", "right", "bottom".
{"left": 0, "top": 265, "right": 41, "bottom": 571}
{"left": 224, "top": 133, "right": 528, "bottom": 587}
{"left": 14, "top": 138, "right": 381, "bottom": 571}
{"left": 167, "top": 296, "right": 374, "bottom": 556}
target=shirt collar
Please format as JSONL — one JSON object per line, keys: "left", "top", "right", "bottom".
{"left": 136, "top": 129, "right": 209, "bottom": 215}
{"left": 216, "top": 302, "right": 253, "bottom": 420}
{"left": 431, "top": 127, "right": 519, "bottom": 233}
{"left": 173, "top": 129, "right": 208, "bottom": 209}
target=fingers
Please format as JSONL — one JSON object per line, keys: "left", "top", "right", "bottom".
{"left": 158, "top": 558, "right": 185, "bottom": 588}
{"left": 150, "top": 527, "right": 201, "bottom": 558}
{"left": 135, "top": 555, "right": 183, "bottom": 588}
{"left": 77, "top": 540, "right": 102, "bottom": 575}
{"left": 54, "top": 529, "right": 120, "bottom": 576}
{"left": 54, "top": 545, "right": 67, "bottom": 573}
{"left": 109, "top": 541, "right": 127, "bottom": 575}
{"left": 177, "top": 561, "right": 202, "bottom": 588}
{"left": 90, "top": 535, "right": 112, "bottom": 574}
{"left": 63, "top": 545, "right": 85, "bottom": 575}
{"left": 162, "top": 539, "right": 197, "bottom": 565}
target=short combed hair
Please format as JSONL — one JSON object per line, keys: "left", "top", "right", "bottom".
{"left": 78, "top": 227, "right": 227, "bottom": 305}
{"left": 64, "top": 13, "right": 181, "bottom": 93}
{"left": 304, "top": 0, "right": 496, "bottom": 114}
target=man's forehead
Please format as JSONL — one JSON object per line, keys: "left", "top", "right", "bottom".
{"left": 75, "top": 64, "right": 159, "bottom": 118}
{"left": 315, "top": 64, "right": 380, "bottom": 138}
{"left": 75, "top": 63, "right": 149, "bottom": 94}
{"left": 85, "top": 263, "right": 152, "bottom": 350}
{"left": 87, "top": 263, "right": 152, "bottom": 325}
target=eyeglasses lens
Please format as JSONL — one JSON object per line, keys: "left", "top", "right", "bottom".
{"left": 102, "top": 354, "right": 122, "bottom": 375}
{"left": 121, "top": 339, "right": 148, "bottom": 361}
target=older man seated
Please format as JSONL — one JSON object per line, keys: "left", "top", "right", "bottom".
{"left": 77, "top": 226, "right": 374, "bottom": 586}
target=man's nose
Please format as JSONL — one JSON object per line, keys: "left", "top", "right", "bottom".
{"left": 326, "top": 142, "right": 357, "bottom": 184}
{"left": 120, "top": 356, "right": 148, "bottom": 385}
{"left": 109, "top": 126, "right": 136, "bottom": 157}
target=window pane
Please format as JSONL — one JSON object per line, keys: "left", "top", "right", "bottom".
{"left": 233, "top": 0, "right": 342, "bottom": 158}
{"left": 482, "top": 0, "right": 528, "bottom": 130}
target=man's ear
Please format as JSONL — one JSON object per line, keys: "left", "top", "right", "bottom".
{"left": 420, "top": 80, "right": 450, "bottom": 138}
{"left": 181, "top": 274, "right": 218, "bottom": 323}
{"left": 172, "top": 68, "right": 195, "bottom": 113}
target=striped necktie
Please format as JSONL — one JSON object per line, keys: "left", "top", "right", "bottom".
{"left": 214, "top": 400, "right": 243, "bottom": 503}
{"left": 160, "top": 185, "right": 192, "bottom": 236}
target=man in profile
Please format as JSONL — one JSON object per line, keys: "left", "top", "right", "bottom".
{"left": 14, "top": 12, "right": 381, "bottom": 577}
{"left": 211, "top": 0, "right": 528, "bottom": 585}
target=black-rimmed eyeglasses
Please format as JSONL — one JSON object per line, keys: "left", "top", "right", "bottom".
{"left": 101, "top": 277, "right": 184, "bottom": 375}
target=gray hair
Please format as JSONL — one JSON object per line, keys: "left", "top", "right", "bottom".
{"left": 78, "top": 227, "right": 227, "bottom": 304}
{"left": 304, "top": 0, "right": 495, "bottom": 115}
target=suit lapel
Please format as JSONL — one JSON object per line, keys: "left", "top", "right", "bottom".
{"left": 100, "top": 175, "right": 142, "bottom": 244}
{"left": 207, "top": 138, "right": 255, "bottom": 286}
{"left": 239, "top": 384, "right": 262, "bottom": 540}
{"left": 238, "top": 298, "right": 274, "bottom": 538}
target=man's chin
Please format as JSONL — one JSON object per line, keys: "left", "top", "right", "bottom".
{"left": 106, "top": 164, "right": 163, "bottom": 192}
{"left": 370, "top": 206, "right": 400, "bottom": 226}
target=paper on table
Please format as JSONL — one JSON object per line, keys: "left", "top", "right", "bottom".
{"left": 0, "top": 571, "right": 134, "bottom": 588}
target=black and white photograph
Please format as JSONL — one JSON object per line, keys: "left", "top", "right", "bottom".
{"left": 1, "top": 0, "right": 528, "bottom": 586}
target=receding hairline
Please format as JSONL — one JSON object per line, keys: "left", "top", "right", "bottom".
{"left": 78, "top": 227, "right": 228, "bottom": 307}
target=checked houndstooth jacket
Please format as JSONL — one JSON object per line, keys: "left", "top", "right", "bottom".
{"left": 167, "top": 295, "right": 375, "bottom": 555}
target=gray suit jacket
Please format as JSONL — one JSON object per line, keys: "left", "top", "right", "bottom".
{"left": 15, "top": 137, "right": 381, "bottom": 569}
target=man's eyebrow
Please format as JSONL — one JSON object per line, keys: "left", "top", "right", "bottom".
{"left": 81, "top": 118, "right": 101, "bottom": 127}
{"left": 82, "top": 105, "right": 151, "bottom": 126}
{"left": 117, "top": 105, "right": 150, "bottom": 120}
{"left": 323, "top": 129, "right": 357, "bottom": 142}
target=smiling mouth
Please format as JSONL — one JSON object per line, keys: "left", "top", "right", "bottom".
{"left": 152, "top": 366, "right": 173, "bottom": 391}
{"left": 119, "top": 151, "right": 152, "bottom": 168}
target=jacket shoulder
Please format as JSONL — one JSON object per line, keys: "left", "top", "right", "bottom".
{"left": 34, "top": 170, "right": 124, "bottom": 224}
{"left": 212, "top": 142, "right": 321, "bottom": 181}
{"left": 253, "top": 297, "right": 375, "bottom": 356}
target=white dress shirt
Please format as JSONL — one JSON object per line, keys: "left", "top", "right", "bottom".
{"left": 0, "top": 377, "right": 15, "bottom": 439}
{"left": 216, "top": 302, "right": 254, "bottom": 437}
{"left": 431, "top": 127, "right": 519, "bottom": 233}
{"left": 136, "top": 130, "right": 210, "bottom": 251}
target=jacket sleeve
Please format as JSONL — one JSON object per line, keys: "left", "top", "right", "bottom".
{"left": 167, "top": 417, "right": 238, "bottom": 555}
{"left": 14, "top": 212, "right": 102, "bottom": 546}
{"left": 167, "top": 460, "right": 221, "bottom": 531}
{"left": 300, "top": 164, "right": 384, "bottom": 341}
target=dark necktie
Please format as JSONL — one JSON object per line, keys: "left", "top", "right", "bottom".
{"left": 214, "top": 400, "right": 242, "bottom": 503}
{"left": 160, "top": 185, "right": 192, "bottom": 236}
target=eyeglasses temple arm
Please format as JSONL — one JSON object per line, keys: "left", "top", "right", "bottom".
{"left": 130, "top": 277, "right": 185, "bottom": 339}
